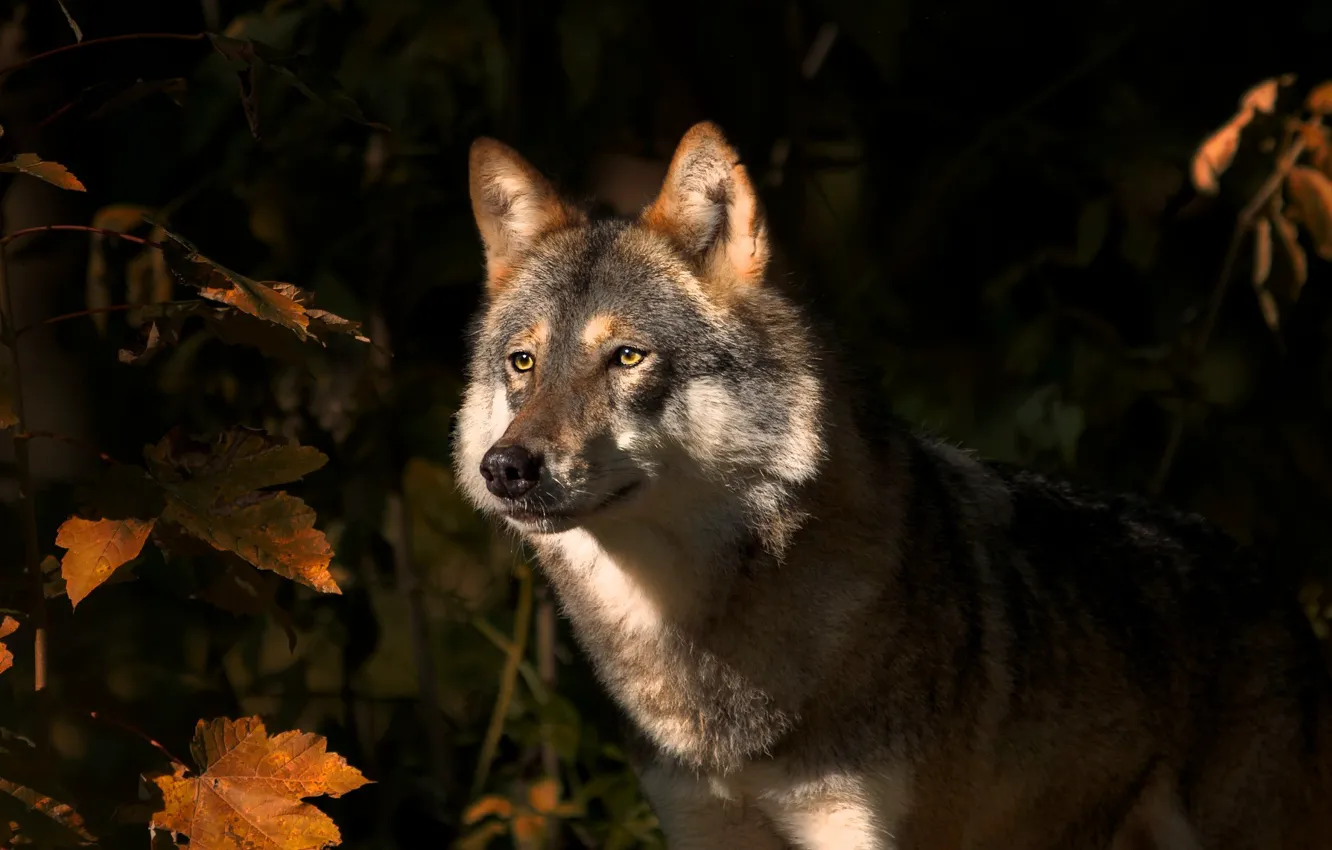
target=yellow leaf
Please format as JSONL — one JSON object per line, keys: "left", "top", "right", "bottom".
{"left": 55, "top": 517, "right": 156, "bottom": 607}
{"left": 0, "top": 153, "right": 85, "bottom": 191}
{"left": 199, "top": 278, "right": 310, "bottom": 340}
{"left": 0, "top": 776, "right": 95, "bottom": 845}
{"left": 1285, "top": 166, "right": 1332, "bottom": 259}
{"left": 148, "top": 716, "right": 370, "bottom": 850}
{"left": 511, "top": 814, "right": 546, "bottom": 844}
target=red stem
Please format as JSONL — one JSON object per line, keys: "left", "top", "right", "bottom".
{"left": 0, "top": 224, "right": 161, "bottom": 249}
{"left": 0, "top": 32, "right": 207, "bottom": 81}
{"left": 13, "top": 430, "right": 115, "bottom": 463}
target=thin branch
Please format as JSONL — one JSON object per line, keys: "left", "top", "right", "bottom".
{"left": 0, "top": 32, "right": 206, "bottom": 82}
{"left": 471, "top": 560, "right": 533, "bottom": 799}
{"left": 1149, "top": 134, "right": 1307, "bottom": 495}
{"left": 0, "top": 183, "right": 47, "bottom": 692}
{"left": 1, "top": 224, "right": 161, "bottom": 249}
{"left": 88, "top": 710, "right": 185, "bottom": 766}
{"left": 15, "top": 302, "right": 173, "bottom": 338}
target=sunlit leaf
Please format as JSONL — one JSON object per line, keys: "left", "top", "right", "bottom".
{"left": 54, "top": 516, "right": 158, "bottom": 607}
{"left": 0, "top": 154, "right": 86, "bottom": 191}
{"left": 1285, "top": 165, "right": 1332, "bottom": 259}
{"left": 1190, "top": 76, "right": 1290, "bottom": 195}
{"left": 148, "top": 716, "right": 369, "bottom": 850}
{"left": 0, "top": 617, "right": 16, "bottom": 676}
{"left": 1307, "top": 80, "right": 1332, "bottom": 115}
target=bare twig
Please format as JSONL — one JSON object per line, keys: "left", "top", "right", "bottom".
{"left": 471, "top": 560, "right": 533, "bottom": 799}
{"left": 1150, "top": 134, "right": 1307, "bottom": 494}
{"left": 0, "top": 32, "right": 206, "bottom": 82}
{"left": 88, "top": 710, "right": 184, "bottom": 766}
{"left": 0, "top": 183, "right": 48, "bottom": 691}
{"left": 14, "top": 301, "right": 194, "bottom": 338}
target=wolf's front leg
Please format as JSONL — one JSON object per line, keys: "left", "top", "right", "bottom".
{"left": 639, "top": 762, "right": 790, "bottom": 849}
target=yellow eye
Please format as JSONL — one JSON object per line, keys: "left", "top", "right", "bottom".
{"left": 510, "top": 351, "right": 535, "bottom": 372}
{"left": 615, "top": 346, "right": 645, "bottom": 368}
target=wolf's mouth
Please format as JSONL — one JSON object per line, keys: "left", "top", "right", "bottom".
{"left": 502, "top": 481, "right": 642, "bottom": 527}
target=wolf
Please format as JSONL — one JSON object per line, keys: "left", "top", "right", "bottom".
{"left": 452, "top": 121, "right": 1332, "bottom": 849}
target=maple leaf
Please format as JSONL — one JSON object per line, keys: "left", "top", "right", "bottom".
{"left": 148, "top": 716, "right": 369, "bottom": 850}
{"left": 55, "top": 517, "right": 157, "bottom": 608}
{"left": 145, "top": 429, "right": 340, "bottom": 594}
{"left": 0, "top": 153, "right": 86, "bottom": 191}
{"left": 0, "top": 617, "right": 16, "bottom": 676}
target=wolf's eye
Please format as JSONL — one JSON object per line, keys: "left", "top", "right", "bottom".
{"left": 614, "top": 346, "right": 646, "bottom": 368}
{"left": 510, "top": 351, "right": 535, "bottom": 372}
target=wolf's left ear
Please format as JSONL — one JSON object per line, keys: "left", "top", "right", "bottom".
{"left": 469, "top": 138, "right": 584, "bottom": 291}
{"left": 641, "top": 122, "right": 770, "bottom": 289}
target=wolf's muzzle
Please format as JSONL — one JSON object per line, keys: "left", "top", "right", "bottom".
{"left": 479, "top": 443, "right": 544, "bottom": 500}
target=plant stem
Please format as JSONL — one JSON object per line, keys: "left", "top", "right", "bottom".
{"left": 0, "top": 187, "right": 47, "bottom": 691}
{"left": 472, "top": 561, "right": 533, "bottom": 799}
{"left": 0, "top": 224, "right": 161, "bottom": 249}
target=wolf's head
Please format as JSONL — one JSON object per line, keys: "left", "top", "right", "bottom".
{"left": 454, "top": 123, "right": 827, "bottom": 545}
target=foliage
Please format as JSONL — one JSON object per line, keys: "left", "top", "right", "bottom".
{"left": 0, "top": 1, "right": 1327, "bottom": 849}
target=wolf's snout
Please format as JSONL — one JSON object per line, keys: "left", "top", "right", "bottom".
{"left": 479, "top": 444, "right": 544, "bottom": 500}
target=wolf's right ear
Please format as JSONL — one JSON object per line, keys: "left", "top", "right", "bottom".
{"left": 469, "top": 138, "right": 583, "bottom": 292}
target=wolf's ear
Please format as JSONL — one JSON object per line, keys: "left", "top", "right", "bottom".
{"left": 641, "top": 122, "right": 769, "bottom": 288}
{"left": 469, "top": 138, "right": 583, "bottom": 291}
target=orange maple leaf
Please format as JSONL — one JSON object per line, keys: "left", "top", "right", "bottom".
{"left": 55, "top": 517, "right": 157, "bottom": 607}
{"left": 149, "top": 716, "right": 369, "bottom": 850}
{"left": 0, "top": 616, "right": 17, "bottom": 675}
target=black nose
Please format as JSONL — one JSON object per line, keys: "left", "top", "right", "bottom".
{"left": 479, "top": 444, "right": 543, "bottom": 500}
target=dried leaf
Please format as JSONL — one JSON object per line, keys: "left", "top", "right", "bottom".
{"left": 0, "top": 617, "right": 16, "bottom": 676}
{"left": 55, "top": 516, "right": 157, "bottom": 607}
{"left": 1191, "top": 76, "right": 1289, "bottom": 195}
{"left": 0, "top": 776, "right": 95, "bottom": 846}
{"left": 156, "top": 229, "right": 310, "bottom": 339}
{"left": 54, "top": 0, "right": 82, "bottom": 42}
{"left": 1270, "top": 210, "right": 1309, "bottom": 299}
{"left": 1252, "top": 216, "right": 1272, "bottom": 285}
{"left": 0, "top": 154, "right": 86, "bottom": 191}
{"left": 1307, "top": 81, "right": 1332, "bottom": 115}
{"left": 1285, "top": 166, "right": 1332, "bottom": 259}
{"left": 145, "top": 430, "right": 338, "bottom": 594}
{"left": 1257, "top": 287, "right": 1281, "bottom": 331}
{"left": 148, "top": 716, "right": 369, "bottom": 850}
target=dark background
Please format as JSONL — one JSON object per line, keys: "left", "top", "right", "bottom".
{"left": 0, "top": 0, "right": 1330, "bottom": 847}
